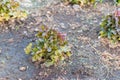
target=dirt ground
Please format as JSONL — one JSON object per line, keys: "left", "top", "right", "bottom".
{"left": 0, "top": 1, "right": 120, "bottom": 80}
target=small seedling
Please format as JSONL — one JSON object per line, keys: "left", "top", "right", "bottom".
{"left": 100, "top": 9, "right": 120, "bottom": 43}
{"left": 24, "top": 26, "right": 72, "bottom": 67}
{"left": 0, "top": 0, "right": 27, "bottom": 23}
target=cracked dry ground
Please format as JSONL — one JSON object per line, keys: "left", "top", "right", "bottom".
{"left": 0, "top": 1, "right": 120, "bottom": 80}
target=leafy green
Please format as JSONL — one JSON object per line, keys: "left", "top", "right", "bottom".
{"left": 0, "top": 0, "right": 27, "bottom": 23}
{"left": 100, "top": 14, "right": 120, "bottom": 43}
{"left": 24, "top": 26, "right": 72, "bottom": 67}
{"left": 64, "top": 0, "right": 103, "bottom": 6}
{"left": 24, "top": 43, "right": 32, "bottom": 54}
{"left": 116, "top": 0, "right": 120, "bottom": 5}
{"left": 64, "top": 0, "right": 120, "bottom": 6}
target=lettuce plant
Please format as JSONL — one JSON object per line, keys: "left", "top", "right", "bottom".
{"left": 64, "top": 0, "right": 120, "bottom": 6}
{"left": 24, "top": 26, "right": 71, "bottom": 67}
{"left": 116, "top": 0, "right": 120, "bottom": 5}
{"left": 0, "top": 0, "right": 27, "bottom": 23}
{"left": 100, "top": 10, "right": 120, "bottom": 43}
{"left": 64, "top": 0, "right": 103, "bottom": 6}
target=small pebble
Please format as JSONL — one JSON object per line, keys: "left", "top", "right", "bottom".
{"left": 34, "top": 28, "right": 39, "bottom": 31}
{"left": 18, "top": 78, "right": 22, "bottom": 80}
{"left": 23, "top": 31, "right": 28, "bottom": 35}
{"left": 60, "top": 23, "right": 66, "bottom": 29}
{"left": 19, "top": 66, "right": 27, "bottom": 71}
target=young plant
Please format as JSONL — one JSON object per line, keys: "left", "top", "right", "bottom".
{"left": 64, "top": 0, "right": 103, "bottom": 6}
{"left": 0, "top": 0, "right": 27, "bottom": 23}
{"left": 116, "top": 0, "right": 120, "bottom": 5}
{"left": 100, "top": 10, "right": 120, "bottom": 43}
{"left": 24, "top": 26, "right": 71, "bottom": 67}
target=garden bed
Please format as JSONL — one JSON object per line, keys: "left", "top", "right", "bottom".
{"left": 0, "top": 0, "right": 120, "bottom": 80}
